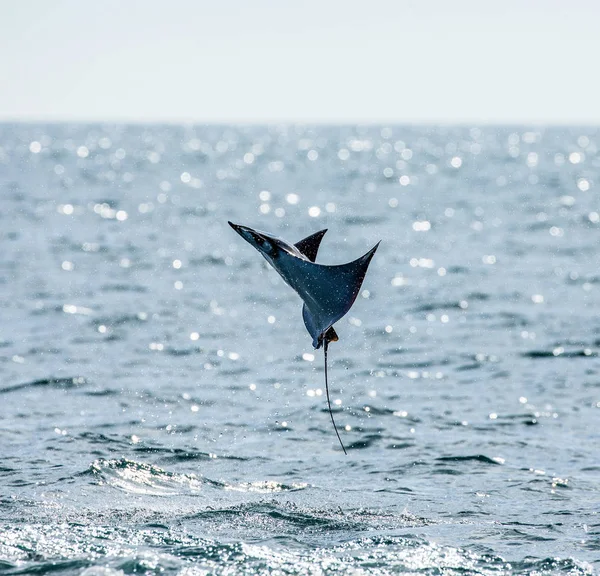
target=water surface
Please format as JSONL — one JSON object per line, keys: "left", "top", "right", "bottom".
{"left": 1, "top": 124, "right": 599, "bottom": 574}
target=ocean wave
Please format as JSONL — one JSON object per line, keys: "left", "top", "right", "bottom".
{"left": 86, "top": 459, "right": 307, "bottom": 496}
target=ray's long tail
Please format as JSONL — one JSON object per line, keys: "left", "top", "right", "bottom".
{"left": 324, "top": 340, "right": 347, "bottom": 455}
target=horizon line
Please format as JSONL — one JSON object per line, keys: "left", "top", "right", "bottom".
{"left": 2, "top": 115, "right": 600, "bottom": 127}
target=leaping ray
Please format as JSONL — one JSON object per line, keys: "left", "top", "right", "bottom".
{"left": 229, "top": 221, "right": 380, "bottom": 454}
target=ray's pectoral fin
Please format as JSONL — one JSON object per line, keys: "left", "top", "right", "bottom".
{"left": 302, "top": 303, "right": 322, "bottom": 349}
{"left": 300, "top": 241, "right": 380, "bottom": 348}
{"left": 295, "top": 229, "right": 328, "bottom": 262}
{"left": 302, "top": 303, "right": 338, "bottom": 349}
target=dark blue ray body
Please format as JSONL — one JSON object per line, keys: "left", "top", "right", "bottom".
{"left": 228, "top": 222, "right": 379, "bottom": 348}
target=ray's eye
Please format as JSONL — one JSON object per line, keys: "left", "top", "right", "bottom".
{"left": 253, "top": 234, "right": 275, "bottom": 255}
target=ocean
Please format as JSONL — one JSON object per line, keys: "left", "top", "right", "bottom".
{"left": 0, "top": 123, "right": 598, "bottom": 574}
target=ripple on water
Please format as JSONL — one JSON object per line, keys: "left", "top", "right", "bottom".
{"left": 0, "top": 376, "right": 87, "bottom": 394}
{"left": 521, "top": 348, "right": 597, "bottom": 359}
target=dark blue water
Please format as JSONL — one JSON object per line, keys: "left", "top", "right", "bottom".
{"left": 1, "top": 123, "right": 599, "bottom": 575}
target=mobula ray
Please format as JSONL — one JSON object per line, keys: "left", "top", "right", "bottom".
{"left": 229, "top": 222, "right": 380, "bottom": 454}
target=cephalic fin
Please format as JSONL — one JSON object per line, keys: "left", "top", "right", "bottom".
{"left": 325, "top": 326, "right": 339, "bottom": 342}
{"left": 294, "top": 229, "right": 328, "bottom": 262}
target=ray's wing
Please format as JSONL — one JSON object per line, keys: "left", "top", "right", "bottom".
{"left": 297, "top": 242, "right": 380, "bottom": 348}
{"left": 294, "top": 230, "right": 328, "bottom": 262}
{"left": 302, "top": 304, "right": 339, "bottom": 348}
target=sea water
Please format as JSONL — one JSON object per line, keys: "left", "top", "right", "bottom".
{"left": 0, "top": 124, "right": 598, "bottom": 574}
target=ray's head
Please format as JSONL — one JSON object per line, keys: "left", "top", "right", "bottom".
{"left": 228, "top": 221, "right": 287, "bottom": 265}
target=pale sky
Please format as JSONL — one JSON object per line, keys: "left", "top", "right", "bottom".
{"left": 2, "top": 0, "right": 600, "bottom": 123}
